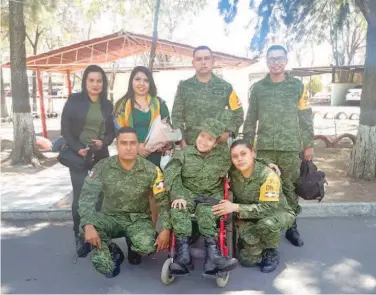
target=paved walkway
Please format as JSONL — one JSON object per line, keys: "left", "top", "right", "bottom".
{"left": 2, "top": 217, "right": 376, "bottom": 294}
{"left": 1, "top": 162, "right": 71, "bottom": 212}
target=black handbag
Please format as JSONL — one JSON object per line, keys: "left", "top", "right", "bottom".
{"left": 57, "top": 144, "right": 87, "bottom": 171}
{"left": 58, "top": 119, "right": 104, "bottom": 171}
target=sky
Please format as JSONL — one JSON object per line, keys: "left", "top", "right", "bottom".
{"left": 2, "top": 0, "right": 336, "bottom": 86}
{"left": 88, "top": 0, "right": 334, "bottom": 69}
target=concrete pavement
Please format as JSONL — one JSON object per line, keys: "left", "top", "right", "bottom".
{"left": 1, "top": 217, "right": 376, "bottom": 294}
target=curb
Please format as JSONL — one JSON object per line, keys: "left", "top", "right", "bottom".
{"left": 2, "top": 202, "right": 376, "bottom": 221}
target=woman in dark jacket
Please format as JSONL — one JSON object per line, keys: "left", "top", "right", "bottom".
{"left": 61, "top": 65, "right": 115, "bottom": 246}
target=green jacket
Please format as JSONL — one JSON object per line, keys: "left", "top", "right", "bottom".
{"left": 164, "top": 144, "right": 231, "bottom": 201}
{"left": 243, "top": 74, "right": 314, "bottom": 151}
{"left": 171, "top": 74, "right": 244, "bottom": 145}
{"left": 78, "top": 155, "right": 171, "bottom": 230}
{"left": 230, "top": 160, "right": 294, "bottom": 219}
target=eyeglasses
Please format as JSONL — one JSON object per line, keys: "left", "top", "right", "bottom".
{"left": 267, "top": 56, "right": 287, "bottom": 64}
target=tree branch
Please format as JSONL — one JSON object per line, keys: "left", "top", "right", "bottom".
{"left": 25, "top": 32, "right": 34, "bottom": 47}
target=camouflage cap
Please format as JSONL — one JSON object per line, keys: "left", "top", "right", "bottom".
{"left": 199, "top": 118, "right": 226, "bottom": 138}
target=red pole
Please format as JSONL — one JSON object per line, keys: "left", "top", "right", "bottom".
{"left": 36, "top": 70, "right": 47, "bottom": 138}
{"left": 66, "top": 70, "right": 72, "bottom": 96}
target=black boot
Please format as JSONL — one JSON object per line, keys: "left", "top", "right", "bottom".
{"left": 260, "top": 248, "right": 279, "bottom": 273}
{"left": 203, "top": 237, "right": 238, "bottom": 274}
{"left": 126, "top": 237, "right": 142, "bottom": 265}
{"left": 285, "top": 220, "right": 304, "bottom": 247}
{"left": 75, "top": 232, "right": 92, "bottom": 258}
{"left": 105, "top": 243, "right": 125, "bottom": 278}
{"left": 169, "top": 238, "right": 193, "bottom": 275}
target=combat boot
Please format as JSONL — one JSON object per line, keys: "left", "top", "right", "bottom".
{"left": 126, "top": 237, "right": 142, "bottom": 265}
{"left": 203, "top": 237, "right": 238, "bottom": 274}
{"left": 260, "top": 248, "right": 279, "bottom": 273}
{"left": 75, "top": 233, "right": 92, "bottom": 258}
{"left": 169, "top": 238, "right": 193, "bottom": 275}
{"left": 105, "top": 242, "right": 125, "bottom": 278}
{"left": 285, "top": 220, "right": 304, "bottom": 247}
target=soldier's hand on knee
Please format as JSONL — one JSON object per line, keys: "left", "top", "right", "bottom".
{"left": 155, "top": 229, "right": 170, "bottom": 252}
{"left": 212, "top": 200, "right": 239, "bottom": 216}
{"left": 268, "top": 163, "right": 281, "bottom": 176}
{"left": 84, "top": 224, "right": 102, "bottom": 249}
{"left": 171, "top": 198, "right": 187, "bottom": 210}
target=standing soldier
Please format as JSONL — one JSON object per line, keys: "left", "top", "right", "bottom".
{"left": 171, "top": 46, "right": 244, "bottom": 146}
{"left": 243, "top": 45, "right": 314, "bottom": 247}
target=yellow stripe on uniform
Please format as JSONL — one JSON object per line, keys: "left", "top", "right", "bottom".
{"left": 228, "top": 90, "right": 242, "bottom": 110}
{"left": 259, "top": 173, "right": 280, "bottom": 202}
{"left": 298, "top": 85, "right": 311, "bottom": 110}
{"left": 153, "top": 167, "right": 166, "bottom": 195}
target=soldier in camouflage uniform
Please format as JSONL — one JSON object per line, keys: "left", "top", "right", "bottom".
{"left": 164, "top": 118, "right": 238, "bottom": 276}
{"left": 213, "top": 139, "right": 295, "bottom": 273}
{"left": 243, "top": 45, "right": 314, "bottom": 247}
{"left": 78, "top": 127, "right": 171, "bottom": 278}
{"left": 171, "top": 45, "right": 244, "bottom": 146}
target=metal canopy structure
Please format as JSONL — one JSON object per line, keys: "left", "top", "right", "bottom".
{"left": 2, "top": 30, "right": 256, "bottom": 73}
{"left": 289, "top": 65, "right": 364, "bottom": 78}
{"left": 2, "top": 30, "right": 256, "bottom": 138}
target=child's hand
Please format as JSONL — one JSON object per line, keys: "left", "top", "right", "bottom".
{"left": 171, "top": 198, "right": 187, "bottom": 210}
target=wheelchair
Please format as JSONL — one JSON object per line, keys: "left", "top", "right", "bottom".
{"left": 160, "top": 176, "right": 236, "bottom": 288}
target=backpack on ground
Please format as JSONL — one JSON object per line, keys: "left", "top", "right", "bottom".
{"left": 295, "top": 154, "right": 328, "bottom": 202}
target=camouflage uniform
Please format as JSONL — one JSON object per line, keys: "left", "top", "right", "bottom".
{"left": 164, "top": 119, "right": 231, "bottom": 238}
{"left": 78, "top": 156, "right": 171, "bottom": 277}
{"left": 243, "top": 74, "right": 314, "bottom": 215}
{"left": 171, "top": 74, "right": 244, "bottom": 145}
{"left": 230, "top": 160, "right": 295, "bottom": 266}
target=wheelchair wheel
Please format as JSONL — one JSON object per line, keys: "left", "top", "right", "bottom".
{"left": 216, "top": 272, "right": 230, "bottom": 288}
{"left": 226, "top": 213, "right": 235, "bottom": 258}
{"left": 161, "top": 258, "right": 175, "bottom": 285}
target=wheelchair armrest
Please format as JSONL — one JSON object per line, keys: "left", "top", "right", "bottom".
{"left": 194, "top": 195, "right": 220, "bottom": 206}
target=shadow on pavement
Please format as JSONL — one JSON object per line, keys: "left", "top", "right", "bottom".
{"left": 1, "top": 218, "right": 376, "bottom": 294}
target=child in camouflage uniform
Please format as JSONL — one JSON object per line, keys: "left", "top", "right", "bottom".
{"left": 164, "top": 118, "right": 238, "bottom": 276}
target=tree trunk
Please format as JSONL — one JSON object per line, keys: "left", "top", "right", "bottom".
{"left": 109, "top": 67, "right": 117, "bottom": 103}
{"left": 349, "top": 24, "right": 376, "bottom": 179}
{"left": 149, "top": 0, "right": 161, "bottom": 71}
{"left": 1, "top": 67, "right": 9, "bottom": 118}
{"left": 9, "top": 0, "right": 39, "bottom": 166}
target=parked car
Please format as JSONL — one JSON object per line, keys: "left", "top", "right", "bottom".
{"left": 345, "top": 85, "right": 362, "bottom": 102}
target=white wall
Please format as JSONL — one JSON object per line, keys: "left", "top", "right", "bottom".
{"left": 112, "top": 67, "right": 252, "bottom": 114}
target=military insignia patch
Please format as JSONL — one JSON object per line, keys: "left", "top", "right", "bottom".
{"left": 298, "top": 85, "right": 311, "bottom": 110}
{"left": 88, "top": 170, "right": 95, "bottom": 179}
{"left": 153, "top": 167, "right": 166, "bottom": 195}
{"left": 228, "top": 90, "right": 242, "bottom": 110}
{"left": 259, "top": 173, "right": 280, "bottom": 202}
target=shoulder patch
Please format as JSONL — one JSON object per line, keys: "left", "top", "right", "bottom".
{"left": 228, "top": 90, "right": 242, "bottom": 110}
{"left": 259, "top": 173, "right": 280, "bottom": 202}
{"left": 153, "top": 167, "right": 166, "bottom": 195}
{"left": 298, "top": 85, "right": 311, "bottom": 110}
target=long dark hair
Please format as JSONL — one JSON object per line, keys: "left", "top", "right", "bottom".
{"left": 81, "top": 65, "right": 108, "bottom": 100}
{"left": 123, "top": 66, "right": 157, "bottom": 99}
{"left": 230, "top": 139, "right": 254, "bottom": 152}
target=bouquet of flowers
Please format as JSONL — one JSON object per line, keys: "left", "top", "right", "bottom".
{"left": 144, "top": 115, "right": 182, "bottom": 152}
